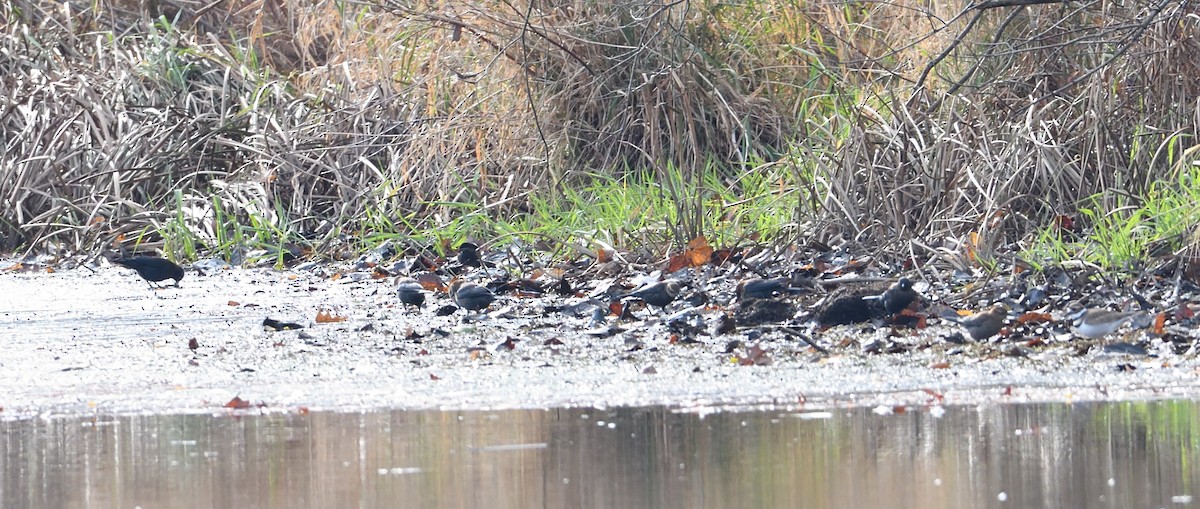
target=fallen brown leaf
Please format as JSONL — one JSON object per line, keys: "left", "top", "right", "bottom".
{"left": 1016, "top": 312, "right": 1054, "bottom": 325}
{"left": 316, "top": 310, "right": 347, "bottom": 323}
{"left": 225, "top": 396, "right": 251, "bottom": 409}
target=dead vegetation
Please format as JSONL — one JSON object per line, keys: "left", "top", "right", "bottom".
{"left": 1, "top": 0, "right": 1197, "bottom": 262}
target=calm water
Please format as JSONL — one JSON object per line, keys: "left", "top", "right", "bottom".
{"left": 2, "top": 401, "right": 1198, "bottom": 508}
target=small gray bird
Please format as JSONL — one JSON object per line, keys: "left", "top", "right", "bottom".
{"left": 113, "top": 256, "right": 185, "bottom": 288}
{"left": 619, "top": 280, "right": 683, "bottom": 308}
{"left": 1071, "top": 308, "right": 1142, "bottom": 339}
{"left": 954, "top": 304, "right": 1009, "bottom": 340}
{"left": 395, "top": 277, "right": 426, "bottom": 310}
{"left": 449, "top": 280, "right": 496, "bottom": 311}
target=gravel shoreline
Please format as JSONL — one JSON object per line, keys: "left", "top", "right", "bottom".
{"left": 3, "top": 267, "right": 1198, "bottom": 418}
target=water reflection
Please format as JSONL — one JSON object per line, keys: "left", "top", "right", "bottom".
{"left": 2, "top": 401, "right": 1198, "bottom": 508}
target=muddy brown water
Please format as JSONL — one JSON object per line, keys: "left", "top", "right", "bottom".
{"left": 3, "top": 402, "right": 1199, "bottom": 509}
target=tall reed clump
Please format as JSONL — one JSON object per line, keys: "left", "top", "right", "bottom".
{"left": 0, "top": 0, "right": 840, "bottom": 257}
{"left": 0, "top": 0, "right": 442, "bottom": 257}
{"left": 2, "top": 0, "right": 1197, "bottom": 264}
{"left": 816, "top": 1, "right": 1200, "bottom": 258}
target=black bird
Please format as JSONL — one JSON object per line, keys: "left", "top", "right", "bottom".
{"left": 619, "top": 280, "right": 683, "bottom": 308}
{"left": 456, "top": 242, "right": 482, "bottom": 268}
{"left": 737, "top": 277, "right": 811, "bottom": 300}
{"left": 263, "top": 317, "right": 305, "bottom": 331}
{"left": 737, "top": 277, "right": 787, "bottom": 300}
{"left": 113, "top": 256, "right": 185, "bottom": 288}
{"left": 395, "top": 277, "right": 426, "bottom": 310}
{"left": 880, "top": 277, "right": 918, "bottom": 314}
{"left": 449, "top": 280, "right": 496, "bottom": 311}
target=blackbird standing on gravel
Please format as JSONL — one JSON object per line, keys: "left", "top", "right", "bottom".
{"left": 737, "top": 277, "right": 812, "bottom": 300}
{"left": 619, "top": 280, "right": 683, "bottom": 309}
{"left": 880, "top": 277, "right": 918, "bottom": 314}
{"left": 449, "top": 280, "right": 496, "bottom": 311}
{"left": 113, "top": 256, "right": 185, "bottom": 288}
{"left": 395, "top": 277, "right": 426, "bottom": 310}
{"left": 456, "top": 242, "right": 482, "bottom": 268}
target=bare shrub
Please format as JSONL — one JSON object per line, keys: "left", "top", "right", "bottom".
{"left": 820, "top": 0, "right": 1199, "bottom": 253}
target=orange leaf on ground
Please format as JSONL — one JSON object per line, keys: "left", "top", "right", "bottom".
{"left": 1016, "top": 312, "right": 1054, "bottom": 325}
{"left": 966, "top": 232, "right": 980, "bottom": 264}
{"left": 608, "top": 301, "right": 624, "bottom": 316}
{"left": 1054, "top": 214, "right": 1074, "bottom": 232}
{"left": 316, "top": 310, "right": 347, "bottom": 323}
{"left": 414, "top": 273, "right": 445, "bottom": 291}
{"left": 225, "top": 396, "right": 252, "bottom": 409}
{"left": 667, "top": 236, "right": 714, "bottom": 272}
{"left": 666, "top": 254, "right": 690, "bottom": 273}
{"left": 1154, "top": 312, "right": 1167, "bottom": 335}
{"left": 686, "top": 236, "right": 713, "bottom": 266}
{"left": 711, "top": 248, "right": 738, "bottom": 265}
{"left": 838, "top": 258, "right": 871, "bottom": 273}
{"left": 596, "top": 249, "right": 612, "bottom": 263}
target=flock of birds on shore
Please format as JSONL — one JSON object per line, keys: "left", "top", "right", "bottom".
{"left": 107, "top": 253, "right": 1150, "bottom": 343}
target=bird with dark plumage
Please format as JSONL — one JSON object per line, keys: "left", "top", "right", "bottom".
{"left": 737, "top": 277, "right": 787, "bottom": 300}
{"left": 113, "top": 256, "right": 185, "bottom": 288}
{"left": 954, "top": 304, "right": 1009, "bottom": 340}
{"left": 619, "top": 280, "right": 683, "bottom": 309}
{"left": 395, "top": 277, "right": 426, "bottom": 310}
{"left": 456, "top": 242, "right": 482, "bottom": 268}
{"left": 737, "top": 277, "right": 810, "bottom": 300}
{"left": 449, "top": 280, "right": 496, "bottom": 311}
{"left": 880, "top": 277, "right": 919, "bottom": 314}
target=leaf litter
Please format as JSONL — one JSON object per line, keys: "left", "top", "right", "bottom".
{"left": 4, "top": 238, "right": 1200, "bottom": 417}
